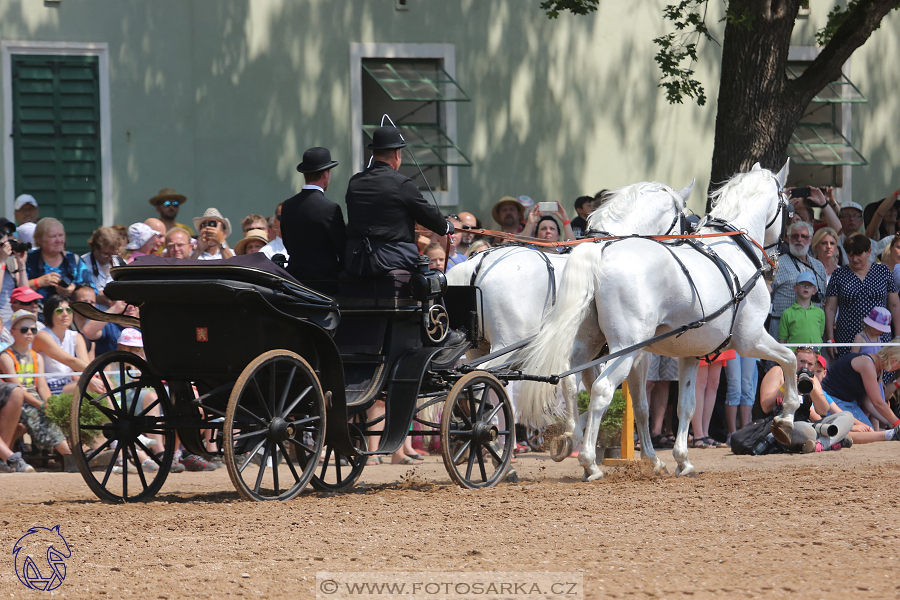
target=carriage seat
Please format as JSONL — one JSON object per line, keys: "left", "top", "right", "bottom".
{"left": 335, "top": 270, "right": 414, "bottom": 306}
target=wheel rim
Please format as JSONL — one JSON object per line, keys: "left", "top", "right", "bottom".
{"left": 70, "top": 351, "right": 174, "bottom": 503}
{"left": 224, "top": 350, "right": 326, "bottom": 501}
{"left": 440, "top": 372, "right": 514, "bottom": 489}
{"left": 309, "top": 422, "right": 367, "bottom": 492}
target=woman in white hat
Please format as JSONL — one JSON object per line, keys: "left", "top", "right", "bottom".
{"left": 191, "top": 208, "right": 234, "bottom": 260}
{"left": 122, "top": 222, "right": 162, "bottom": 263}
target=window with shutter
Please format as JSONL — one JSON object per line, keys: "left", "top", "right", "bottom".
{"left": 12, "top": 54, "right": 101, "bottom": 254}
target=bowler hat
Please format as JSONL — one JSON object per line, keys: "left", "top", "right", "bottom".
{"left": 367, "top": 126, "right": 407, "bottom": 150}
{"left": 296, "top": 147, "right": 339, "bottom": 174}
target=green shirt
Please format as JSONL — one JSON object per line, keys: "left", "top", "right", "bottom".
{"left": 777, "top": 302, "right": 825, "bottom": 345}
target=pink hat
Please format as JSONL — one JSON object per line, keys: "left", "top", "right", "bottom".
{"left": 817, "top": 355, "right": 827, "bottom": 369}
{"left": 117, "top": 328, "right": 143, "bottom": 348}
{"left": 863, "top": 306, "right": 892, "bottom": 333}
{"left": 10, "top": 286, "right": 42, "bottom": 303}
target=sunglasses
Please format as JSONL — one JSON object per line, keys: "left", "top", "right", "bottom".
{"left": 162, "top": 200, "right": 180, "bottom": 207}
{"left": 19, "top": 326, "right": 37, "bottom": 334}
{"left": 795, "top": 346, "right": 819, "bottom": 356}
{"left": 14, "top": 300, "right": 38, "bottom": 307}
{"left": 201, "top": 220, "right": 221, "bottom": 229}
{"left": 54, "top": 307, "right": 74, "bottom": 315}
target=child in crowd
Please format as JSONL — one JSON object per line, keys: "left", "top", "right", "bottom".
{"left": 423, "top": 242, "right": 446, "bottom": 272}
{"left": 778, "top": 272, "right": 825, "bottom": 346}
{"left": 0, "top": 310, "right": 72, "bottom": 462}
{"left": 853, "top": 307, "right": 891, "bottom": 354}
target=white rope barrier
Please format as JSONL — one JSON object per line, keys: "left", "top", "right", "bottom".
{"left": 782, "top": 342, "right": 900, "bottom": 347}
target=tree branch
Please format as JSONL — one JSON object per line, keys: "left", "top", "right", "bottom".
{"left": 795, "top": 0, "right": 899, "bottom": 97}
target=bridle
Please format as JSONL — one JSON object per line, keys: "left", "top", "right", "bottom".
{"left": 763, "top": 186, "right": 793, "bottom": 252}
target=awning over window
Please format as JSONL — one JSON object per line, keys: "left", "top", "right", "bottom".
{"left": 363, "top": 61, "right": 470, "bottom": 102}
{"left": 786, "top": 66, "right": 867, "bottom": 103}
{"left": 787, "top": 124, "right": 868, "bottom": 166}
{"left": 363, "top": 124, "right": 472, "bottom": 167}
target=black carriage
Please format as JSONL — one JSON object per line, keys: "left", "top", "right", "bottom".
{"left": 69, "top": 253, "right": 515, "bottom": 502}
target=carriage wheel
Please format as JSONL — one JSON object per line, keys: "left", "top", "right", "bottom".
{"left": 70, "top": 351, "right": 175, "bottom": 503}
{"left": 223, "top": 350, "right": 326, "bottom": 501}
{"left": 440, "top": 372, "right": 514, "bottom": 489}
{"left": 309, "top": 422, "right": 367, "bottom": 492}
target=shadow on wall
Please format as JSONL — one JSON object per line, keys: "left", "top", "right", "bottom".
{"left": 1, "top": 0, "right": 720, "bottom": 228}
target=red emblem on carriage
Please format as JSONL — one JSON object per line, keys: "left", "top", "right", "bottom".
{"left": 196, "top": 327, "right": 208, "bottom": 342}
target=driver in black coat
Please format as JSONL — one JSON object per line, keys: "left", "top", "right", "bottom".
{"left": 344, "top": 126, "right": 454, "bottom": 277}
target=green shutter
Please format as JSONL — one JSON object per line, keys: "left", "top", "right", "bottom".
{"left": 12, "top": 54, "right": 102, "bottom": 254}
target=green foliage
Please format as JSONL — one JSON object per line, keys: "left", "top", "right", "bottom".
{"left": 816, "top": 1, "right": 858, "bottom": 46}
{"left": 653, "top": 0, "right": 714, "bottom": 105}
{"left": 43, "top": 393, "right": 107, "bottom": 446}
{"left": 576, "top": 388, "right": 626, "bottom": 445}
{"left": 540, "top": 0, "right": 599, "bottom": 19}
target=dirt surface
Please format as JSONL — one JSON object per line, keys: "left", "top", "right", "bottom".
{"left": 3, "top": 443, "right": 900, "bottom": 599}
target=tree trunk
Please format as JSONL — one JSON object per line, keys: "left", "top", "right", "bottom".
{"left": 708, "top": 0, "right": 900, "bottom": 207}
{"left": 708, "top": 0, "right": 804, "bottom": 204}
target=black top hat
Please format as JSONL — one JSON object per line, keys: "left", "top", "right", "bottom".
{"left": 296, "top": 147, "right": 339, "bottom": 173}
{"left": 0, "top": 218, "right": 16, "bottom": 235}
{"left": 367, "top": 126, "right": 407, "bottom": 150}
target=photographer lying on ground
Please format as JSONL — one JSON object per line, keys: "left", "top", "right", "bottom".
{"left": 758, "top": 346, "right": 856, "bottom": 453}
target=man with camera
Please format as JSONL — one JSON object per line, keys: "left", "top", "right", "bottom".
{"left": 0, "top": 218, "right": 28, "bottom": 326}
{"left": 768, "top": 221, "right": 827, "bottom": 340}
{"left": 759, "top": 347, "right": 857, "bottom": 452}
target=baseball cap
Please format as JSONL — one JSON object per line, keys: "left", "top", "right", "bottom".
{"left": 795, "top": 272, "right": 817, "bottom": 288}
{"left": 10, "top": 286, "right": 42, "bottom": 303}
{"left": 125, "top": 222, "right": 158, "bottom": 250}
{"left": 10, "top": 309, "right": 37, "bottom": 328}
{"left": 13, "top": 194, "right": 38, "bottom": 211}
{"left": 839, "top": 201, "right": 863, "bottom": 213}
{"left": 117, "top": 328, "right": 143, "bottom": 348}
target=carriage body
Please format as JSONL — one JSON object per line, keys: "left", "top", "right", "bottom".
{"left": 68, "top": 253, "right": 513, "bottom": 503}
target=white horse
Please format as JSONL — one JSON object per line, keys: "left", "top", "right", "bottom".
{"left": 517, "top": 162, "right": 800, "bottom": 481}
{"left": 447, "top": 180, "right": 694, "bottom": 453}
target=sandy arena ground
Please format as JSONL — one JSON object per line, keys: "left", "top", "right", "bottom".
{"left": 3, "top": 442, "right": 900, "bottom": 599}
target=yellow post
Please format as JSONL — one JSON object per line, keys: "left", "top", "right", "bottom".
{"left": 602, "top": 381, "right": 638, "bottom": 466}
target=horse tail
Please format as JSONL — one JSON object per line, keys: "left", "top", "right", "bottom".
{"left": 517, "top": 244, "right": 598, "bottom": 428}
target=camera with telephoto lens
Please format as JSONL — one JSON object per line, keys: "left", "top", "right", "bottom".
{"left": 797, "top": 367, "right": 814, "bottom": 395}
{"left": 9, "top": 240, "right": 31, "bottom": 254}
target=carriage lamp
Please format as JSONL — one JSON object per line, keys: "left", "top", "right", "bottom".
{"left": 411, "top": 255, "right": 446, "bottom": 301}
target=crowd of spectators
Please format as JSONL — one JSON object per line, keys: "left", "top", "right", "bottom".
{"left": 4, "top": 179, "right": 900, "bottom": 474}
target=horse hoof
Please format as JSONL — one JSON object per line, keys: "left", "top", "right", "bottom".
{"left": 506, "top": 471, "right": 519, "bottom": 484}
{"left": 675, "top": 464, "right": 697, "bottom": 477}
{"left": 651, "top": 459, "right": 666, "bottom": 475}
{"left": 582, "top": 465, "right": 603, "bottom": 482}
{"left": 549, "top": 435, "right": 574, "bottom": 463}
{"left": 772, "top": 417, "right": 793, "bottom": 445}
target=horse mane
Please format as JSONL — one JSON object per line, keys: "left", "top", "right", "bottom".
{"left": 709, "top": 169, "right": 774, "bottom": 221}
{"left": 587, "top": 182, "right": 678, "bottom": 231}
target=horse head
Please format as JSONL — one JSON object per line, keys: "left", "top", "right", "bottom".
{"left": 709, "top": 160, "right": 790, "bottom": 249}
{"left": 13, "top": 525, "right": 71, "bottom": 591}
{"left": 588, "top": 179, "right": 693, "bottom": 236}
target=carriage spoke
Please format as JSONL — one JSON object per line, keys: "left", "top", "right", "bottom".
{"left": 253, "top": 443, "right": 273, "bottom": 494}
{"left": 319, "top": 446, "right": 334, "bottom": 478}
{"left": 118, "top": 363, "right": 128, "bottom": 413}
{"left": 277, "top": 366, "right": 296, "bottom": 416}
{"left": 286, "top": 437, "right": 317, "bottom": 457}
{"left": 465, "top": 444, "right": 477, "bottom": 480}
{"left": 131, "top": 443, "right": 149, "bottom": 491}
{"left": 84, "top": 438, "right": 115, "bottom": 463}
{"left": 467, "top": 389, "right": 478, "bottom": 425}
{"left": 238, "top": 438, "right": 268, "bottom": 474}
{"left": 451, "top": 439, "right": 472, "bottom": 465}
{"left": 282, "top": 387, "right": 312, "bottom": 418}
{"left": 272, "top": 444, "right": 280, "bottom": 495}
{"left": 99, "top": 444, "right": 123, "bottom": 488}
{"left": 98, "top": 371, "right": 122, "bottom": 412}
{"left": 483, "top": 402, "right": 502, "bottom": 423}
{"left": 135, "top": 395, "right": 163, "bottom": 418}
{"left": 484, "top": 441, "right": 503, "bottom": 464}
{"left": 278, "top": 441, "right": 301, "bottom": 483}
{"left": 236, "top": 403, "right": 267, "bottom": 427}
{"left": 475, "top": 444, "right": 488, "bottom": 482}
{"left": 232, "top": 428, "right": 267, "bottom": 442}
{"left": 476, "top": 385, "right": 489, "bottom": 419}
{"left": 134, "top": 437, "right": 156, "bottom": 460}
{"left": 250, "top": 377, "right": 273, "bottom": 421}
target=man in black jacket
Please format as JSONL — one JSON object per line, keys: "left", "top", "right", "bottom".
{"left": 282, "top": 147, "right": 347, "bottom": 289}
{"left": 344, "top": 126, "right": 454, "bottom": 277}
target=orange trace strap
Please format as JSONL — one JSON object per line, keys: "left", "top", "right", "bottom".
{"left": 466, "top": 228, "right": 777, "bottom": 270}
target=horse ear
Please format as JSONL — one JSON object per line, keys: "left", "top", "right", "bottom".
{"left": 750, "top": 162, "right": 762, "bottom": 171}
{"left": 776, "top": 159, "right": 790, "bottom": 187}
{"left": 676, "top": 179, "right": 695, "bottom": 203}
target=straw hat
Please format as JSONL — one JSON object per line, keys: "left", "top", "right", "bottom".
{"left": 192, "top": 208, "right": 232, "bottom": 238}
{"left": 234, "top": 229, "right": 270, "bottom": 255}
{"left": 148, "top": 188, "right": 187, "bottom": 207}
{"left": 491, "top": 196, "right": 525, "bottom": 225}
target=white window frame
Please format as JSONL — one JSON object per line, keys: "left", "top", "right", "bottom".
{"left": 2, "top": 41, "right": 113, "bottom": 225}
{"left": 350, "top": 43, "right": 459, "bottom": 207}
{"left": 788, "top": 45, "right": 854, "bottom": 202}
